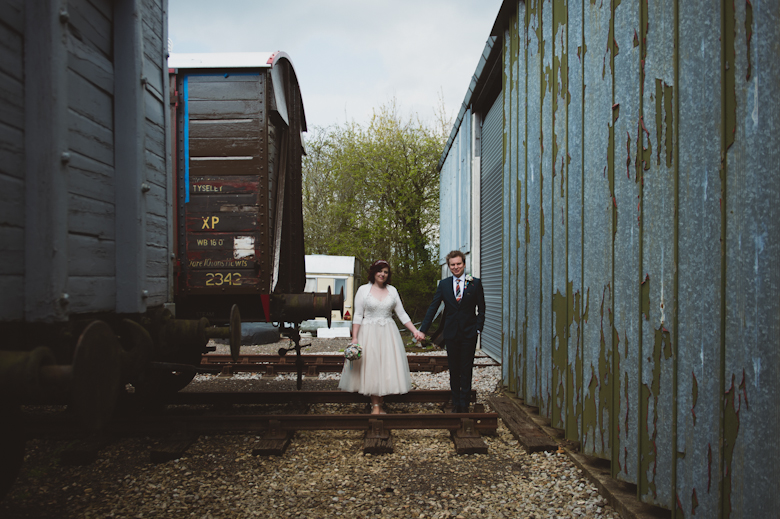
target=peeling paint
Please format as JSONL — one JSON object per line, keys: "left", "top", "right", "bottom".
{"left": 623, "top": 363, "right": 630, "bottom": 474}
{"left": 691, "top": 372, "right": 698, "bottom": 427}
{"left": 745, "top": 0, "right": 753, "bottom": 81}
{"left": 724, "top": 0, "right": 737, "bottom": 150}
{"left": 608, "top": 104, "right": 620, "bottom": 237}
{"left": 722, "top": 370, "right": 749, "bottom": 518}
{"left": 641, "top": 274, "right": 650, "bottom": 320}
{"left": 654, "top": 79, "right": 674, "bottom": 168}
{"left": 526, "top": 201, "right": 531, "bottom": 243}
{"left": 552, "top": 281, "right": 573, "bottom": 429}
{"left": 691, "top": 487, "right": 699, "bottom": 515}
{"left": 566, "top": 285, "right": 583, "bottom": 442}
{"left": 640, "top": 325, "right": 673, "bottom": 500}
{"left": 676, "top": 494, "right": 685, "bottom": 517}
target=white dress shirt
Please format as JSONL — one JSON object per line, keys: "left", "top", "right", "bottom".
{"left": 453, "top": 275, "right": 465, "bottom": 298}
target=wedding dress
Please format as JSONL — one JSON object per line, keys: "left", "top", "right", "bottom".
{"left": 338, "top": 284, "right": 412, "bottom": 396}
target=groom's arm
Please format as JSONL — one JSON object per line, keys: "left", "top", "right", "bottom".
{"left": 419, "top": 281, "right": 444, "bottom": 335}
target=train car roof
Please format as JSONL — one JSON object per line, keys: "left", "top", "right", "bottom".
{"left": 169, "top": 52, "right": 279, "bottom": 69}
{"left": 169, "top": 51, "right": 307, "bottom": 131}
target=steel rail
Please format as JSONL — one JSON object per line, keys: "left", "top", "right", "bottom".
{"left": 21, "top": 411, "right": 499, "bottom": 436}
{"left": 115, "top": 412, "right": 499, "bottom": 433}
{"left": 199, "top": 354, "right": 499, "bottom": 374}
{"left": 170, "top": 389, "right": 477, "bottom": 405}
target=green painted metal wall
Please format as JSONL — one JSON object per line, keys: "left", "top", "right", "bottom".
{"left": 496, "top": 0, "right": 779, "bottom": 515}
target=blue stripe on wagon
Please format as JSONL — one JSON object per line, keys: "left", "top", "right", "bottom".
{"left": 183, "top": 75, "right": 190, "bottom": 202}
{"left": 183, "top": 72, "right": 260, "bottom": 203}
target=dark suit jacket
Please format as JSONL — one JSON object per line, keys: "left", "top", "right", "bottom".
{"left": 419, "top": 276, "right": 486, "bottom": 343}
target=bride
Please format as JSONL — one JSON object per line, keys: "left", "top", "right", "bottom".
{"left": 338, "top": 260, "right": 425, "bottom": 414}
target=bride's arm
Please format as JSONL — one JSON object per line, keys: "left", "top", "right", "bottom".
{"left": 392, "top": 286, "right": 425, "bottom": 340}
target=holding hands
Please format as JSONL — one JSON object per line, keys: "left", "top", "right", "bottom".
{"left": 413, "top": 330, "right": 426, "bottom": 341}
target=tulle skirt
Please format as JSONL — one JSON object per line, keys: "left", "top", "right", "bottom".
{"left": 338, "top": 321, "right": 411, "bottom": 396}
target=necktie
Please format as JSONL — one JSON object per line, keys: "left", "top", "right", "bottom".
{"left": 455, "top": 279, "right": 461, "bottom": 302}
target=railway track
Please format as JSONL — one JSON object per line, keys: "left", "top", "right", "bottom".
{"left": 199, "top": 353, "right": 500, "bottom": 375}
{"left": 19, "top": 390, "right": 500, "bottom": 459}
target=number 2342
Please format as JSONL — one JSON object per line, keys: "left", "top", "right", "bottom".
{"left": 205, "top": 273, "right": 242, "bottom": 286}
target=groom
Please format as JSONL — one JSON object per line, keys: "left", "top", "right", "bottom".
{"left": 419, "top": 250, "right": 486, "bottom": 413}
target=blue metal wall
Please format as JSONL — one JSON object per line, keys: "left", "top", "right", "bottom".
{"left": 445, "top": 0, "right": 780, "bottom": 516}
{"left": 439, "top": 111, "right": 472, "bottom": 265}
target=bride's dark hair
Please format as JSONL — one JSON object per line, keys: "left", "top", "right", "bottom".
{"left": 367, "top": 259, "right": 392, "bottom": 285}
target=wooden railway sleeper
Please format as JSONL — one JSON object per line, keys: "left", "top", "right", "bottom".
{"left": 366, "top": 419, "right": 390, "bottom": 440}
{"left": 264, "top": 419, "right": 290, "bottom": 440}
{"left": 454, "top": 418, "right": 480, "bottom": 438}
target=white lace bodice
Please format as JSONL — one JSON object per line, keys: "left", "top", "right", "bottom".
{"left": 362, "top": 291, "right": 397, "bottom": 325}
{"left": 352, "top": 283, "right": 411, "bottom": 326}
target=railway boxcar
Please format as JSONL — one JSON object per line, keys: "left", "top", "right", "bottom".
{"left": 0, "top": 4, "right": 337, "bottom": 496}
{"left": 0, "top": 0, "right": 172, "bottom": 326}
{"left": 168, "top": 53, "right": 312, "bottom": 324}
{"left": 0, "top": 0, "right": 175, "bottom": 496}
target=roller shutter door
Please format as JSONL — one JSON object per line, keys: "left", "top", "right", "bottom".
{"left": 480, "top": 93, "right": 503, "bottom": 361}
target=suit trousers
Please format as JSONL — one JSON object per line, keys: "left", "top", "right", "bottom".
{"left": 445, "top": 335, "right": 478, "bottom": 409}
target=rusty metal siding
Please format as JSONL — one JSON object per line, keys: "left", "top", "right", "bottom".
{"left": 510, "top": 13, "right": 528, "bottom": 397}
{"left": 675, "top": 1, "right": 723, "bottom": 515}
{"left": 448, "top": 0, "right": 780, "bottom": 515}
{"left": 581, "top": 0, "right": 613, "bottom": 460}
{"left": 612, "top": 0, "right": 641, "bottom": 485}
{"left": 722, "top": 1, "right": 780, "bottom": 516}
{"left": 525, "top": 0, "right": 542, "bottom": 407}
{"left": 550, "top": 0, "right": 568, "bottom": 431}
{"left": 638, "top": 0, "right": 676, "bottom": 507}
{"left": 564, "top": 0, "right": 584, "bottom": 444}
{"left": 502, "top": 28, "right": 513, "bottom": 382}
{"left": 539, "top": 0, "right": 553, "bottom": 420}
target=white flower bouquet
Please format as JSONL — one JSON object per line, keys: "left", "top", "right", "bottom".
{"left": 344, "top": 343, "right": 362, "bottom": 361}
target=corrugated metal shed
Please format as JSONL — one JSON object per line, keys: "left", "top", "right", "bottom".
{"left": 440, "top": 0, "right": 780, "bottom": 516}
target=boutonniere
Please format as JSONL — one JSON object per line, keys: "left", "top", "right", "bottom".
{"left": 465, "top": 275, "right": 473, "bottom": 289}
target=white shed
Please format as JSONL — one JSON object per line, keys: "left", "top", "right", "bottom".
{"left": 304, "top": 255, "right": 361, "bottom": 325}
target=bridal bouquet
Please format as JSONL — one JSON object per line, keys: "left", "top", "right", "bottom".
{"left": 344, "top": 343, "right": 362, "bottom": 362}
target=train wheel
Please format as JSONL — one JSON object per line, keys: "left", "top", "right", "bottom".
{"left": 154, "top": 348, "right": 203, "bottom": 394}
{"left": 70, "top": 321, "right": 123, "bottom": 430}
{"left": 0, "top": 404, "right": 25, "bottom": 499}
{"left": 123, "top": 347, "right": 202, "bottom": 410}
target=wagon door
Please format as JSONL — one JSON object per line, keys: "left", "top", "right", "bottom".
{"left": 176, "top": 72, "right": 269, "bottom": 307}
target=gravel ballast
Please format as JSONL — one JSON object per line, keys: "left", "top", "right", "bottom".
{"left": 1, "top": 338, "right": 622, "bottom": 518}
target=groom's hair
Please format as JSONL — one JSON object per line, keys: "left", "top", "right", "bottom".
{"left": 445, "top": 250, "right": 466, "bottom": 264}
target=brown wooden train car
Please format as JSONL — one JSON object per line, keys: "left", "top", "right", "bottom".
{"left": 169, "top": 53, "right": 307, "bottom": 323}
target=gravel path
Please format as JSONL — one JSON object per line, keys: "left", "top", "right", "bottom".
{"left": 1, "top": 338, "right": 622, "bottom": 518}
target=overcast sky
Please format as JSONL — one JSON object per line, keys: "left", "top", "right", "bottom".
{"left": 168, "top": 1, "right": 504, "bottom": 130}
